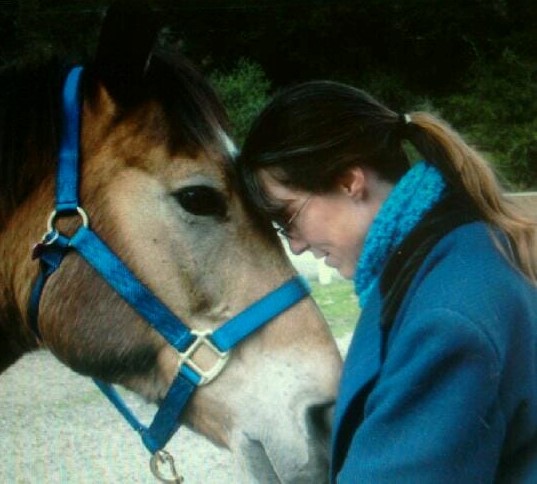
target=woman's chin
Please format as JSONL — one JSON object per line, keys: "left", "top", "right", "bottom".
{"left": 333, "top": 262, "right": 354, "bottom": 280}
{"left": 325, "top": 256, "right": 354, "bottom": 280}
{"left": 338, "top": 269, "right": 354, "bottom": 280}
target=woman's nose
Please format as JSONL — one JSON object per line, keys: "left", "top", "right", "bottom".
{"left": 288, "top": 237, "right": 309, "bottom": 255}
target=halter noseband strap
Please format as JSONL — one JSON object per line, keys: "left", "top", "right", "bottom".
{"left": 29, "top": 66, "right": 310, "bottom": 460}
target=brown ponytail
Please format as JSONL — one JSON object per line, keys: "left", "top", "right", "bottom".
{"left": 405, "top": 112, "right": 537, "bottom": 283}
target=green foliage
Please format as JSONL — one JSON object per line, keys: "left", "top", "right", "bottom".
{"left": 359, "top": 69, "right": 425, "bottom": 112}
{"left": 209, "top": 59, "right": 271, "bottom": 146}
{"left": 437, "top": 50, "right": 537, "bottom": 189}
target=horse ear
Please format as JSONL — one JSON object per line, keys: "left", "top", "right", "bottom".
{"left": 93, "top": 0, "right": 162, "bottom": 103}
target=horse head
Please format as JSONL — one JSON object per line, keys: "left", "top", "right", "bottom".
{"left": 0, "top": 2, "right": 342, "bottom": 481}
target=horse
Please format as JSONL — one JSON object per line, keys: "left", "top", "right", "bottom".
{"left": 0, "top": 2, "right": 342, "bottom": 482}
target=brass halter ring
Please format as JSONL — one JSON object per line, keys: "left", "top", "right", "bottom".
{"left": 46, "top": 206, "right": 89, "bottom": 233}
{"left": 39, "top": 206, "right": 90, "bottom": 246}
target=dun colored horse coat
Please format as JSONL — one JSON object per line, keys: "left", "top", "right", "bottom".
{"left": 0, "top": 2, "right": 342, "bottom": 482}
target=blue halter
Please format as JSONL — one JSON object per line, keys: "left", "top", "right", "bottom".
{"left": 28, "top": 66, "right": 310, "bottom": 471}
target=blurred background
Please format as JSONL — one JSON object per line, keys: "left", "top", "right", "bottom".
{"left": 1, "top": 0, "right": 536, "bottom": 190}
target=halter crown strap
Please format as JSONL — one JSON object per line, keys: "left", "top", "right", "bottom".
{"left": 56, "top": 66, "right": 84, "bottom": 212}
{"left": 29, "top": 65, "right": 312, "bottom": 457}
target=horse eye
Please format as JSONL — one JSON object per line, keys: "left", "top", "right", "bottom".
{"left": 173, "top": 186, "right": 227, "bottom": 218}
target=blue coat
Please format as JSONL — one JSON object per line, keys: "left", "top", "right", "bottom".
{"left": 331, "top": 221, "right": 537, "bottom": 482}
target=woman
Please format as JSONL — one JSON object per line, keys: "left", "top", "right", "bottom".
{"left": 237, "top": 81, "right": 537, "bottom": 482}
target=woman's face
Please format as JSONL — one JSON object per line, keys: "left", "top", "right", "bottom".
{"left": 259, "top": 167, "right": 392, "bottom": 279}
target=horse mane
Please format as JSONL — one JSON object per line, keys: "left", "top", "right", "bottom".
{"left": 0, "top": 55, "right": 65, "bottom": 229}
{"left": 0, "top": 47, "right": 231, "bottom": 229}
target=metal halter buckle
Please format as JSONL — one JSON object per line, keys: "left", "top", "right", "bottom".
{"left": 178, "top": 329, "right": 230, "bottom": 386}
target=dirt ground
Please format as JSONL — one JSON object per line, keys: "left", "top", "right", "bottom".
{"left": 0, "top": 336, "right": 351, "bottom": 484}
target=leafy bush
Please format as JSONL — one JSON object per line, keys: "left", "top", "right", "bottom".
{"left": 209, "top": 58, "right": 271, "bottom": 147}
{"left": 362, "top": 52, "right": 537, "bottom": 190}
{"left": 438, "top": 50, "right": 537, "bottom": 190}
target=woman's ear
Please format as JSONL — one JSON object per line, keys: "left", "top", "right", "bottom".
{"left": 337, "top": 167, "right": 366, "bottom": 200}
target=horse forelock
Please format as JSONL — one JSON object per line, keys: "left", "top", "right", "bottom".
{"left": 141, "top": 51, "right": 233, "bottom": 162}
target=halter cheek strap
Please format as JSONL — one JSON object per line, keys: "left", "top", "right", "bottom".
{"left": 29, "top": 66, "right": 311, "bottom": 468}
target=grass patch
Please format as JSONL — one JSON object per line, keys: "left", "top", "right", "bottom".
{"left": 310, "top": 279, "right": 360, "bottom": 338}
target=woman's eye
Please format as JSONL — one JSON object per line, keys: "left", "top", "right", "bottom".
{"left": 173, "top": 186, "right": 227, "bottom": 218}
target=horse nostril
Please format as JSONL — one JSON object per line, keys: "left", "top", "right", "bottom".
{"left": 306, "top": 400, "right": 335, "bottom": 440}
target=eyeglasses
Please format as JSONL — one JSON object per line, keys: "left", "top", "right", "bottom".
{"left": 275, "top": 195, "right": 313, "bottom": 239}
